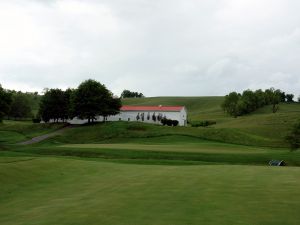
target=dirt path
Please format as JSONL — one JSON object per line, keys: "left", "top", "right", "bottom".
{"left": 19, "top": 126, "right": 71, "bottom": 145}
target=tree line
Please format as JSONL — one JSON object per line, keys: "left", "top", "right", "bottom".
{"left": 0, "top": 85, "right": 41, "bottom": 122}
{"left": 222, "top": 88, "right": 296, "bottom": 117}
{"left": 0, "top": 81, "right": 143, "bottom": 123}
{"left": 38, "top": 79, "right": 121, "bottom": 123}
{"left": 120, "top": 89, "right": 144, "bottom": 98}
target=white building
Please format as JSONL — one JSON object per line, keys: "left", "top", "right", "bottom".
{"left": 68, "top": 105, "right": 187, "bottom": 126}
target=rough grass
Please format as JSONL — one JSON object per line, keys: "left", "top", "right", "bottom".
{"left": 1, "top": 157, "right": 300, "bottom": 225}
{"left": 123, "top": 97, "right": 300, "bottom": 147}
{"left": 40, "top": 121, "right": 289, "bottom": 148}
{"left": 123, "top": 96, "right": 224, "bottom": 120}
{"left": 2, "top": 97, "right": 299, "bottom": 147}
{"left": 0, "top": 120, "right": 65, "bottom": 144}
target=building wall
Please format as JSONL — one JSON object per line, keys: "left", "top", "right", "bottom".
{"left": 59, "top": 108, "right": 187, "bottom": 126}
{"left": 48, "top": 108, "right": 187, "bottom": 126}
{"left": 104, "top": 109, "right": 187, "bottom": 126}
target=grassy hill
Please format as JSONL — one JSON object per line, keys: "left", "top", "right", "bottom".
{"left": 123, "top": 96, "right": 225, "bottom": 121}
{"left": 2, "top": 96, "right": 300, "bottom": 148}
{"left": 0, "top": 120, "right": 64, "bottom": 144}
{"left": 123, "top": 97, "right": 300, "bottom": 147}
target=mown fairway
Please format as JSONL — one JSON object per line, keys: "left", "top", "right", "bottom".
{"left": 1, "top": 157, "right": 300, "bottom": 225}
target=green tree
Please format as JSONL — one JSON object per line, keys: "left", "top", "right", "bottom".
{"left": 254, "top": 89, "right": 266, "bottom": 108}
{"left": 221, "top": 92, "right": 241, "bottom": 117}
{"left": 0, "top": 85, "right": 12, "bottom": 122}
{"left": 121, "top": 89, "right": 144, "bottom": 98}
{"left": 62, "top": 88, "right": 75, "bottom": 121}
{"left": 72, "top": 79, "right": 120, "bottom": 123}
{"left": 39, "top": 88, "right": 66, "bottom": 122}
{"left": 265, "top": 88, "right": 281, "bottom": 113}
{"left": 240, "top": 90, "right": 257, "bottom": 114}
{"left": 280, "top": 91, "right": 286, "bottom": 102}
{"left": 100, "top": 94, "right": 121, "bottom": 121}
{"left": 9, "top": 92, "right": 32, "bottom": 120}
{"left": 286, "top": 94, "right": 294, "bottom": 103}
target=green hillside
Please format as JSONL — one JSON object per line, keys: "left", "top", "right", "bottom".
{"left": 123, "top": 96, "right": 225, "bottom": 121}
{"left": 2, "top": 96, "right": 300, "bottom": 148}
{"left": 0, "top": 120, "right": 64, "bottom": 144}
{"left": 123, "top": 97, "right": 300, "bottom": 147}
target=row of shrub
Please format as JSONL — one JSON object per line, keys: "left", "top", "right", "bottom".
{"left": 221, "top": 88, "right": 296, "bottom": 117}
{"left": 161, "top": 118, "right": 179, "bottom": 126}
{"left": 191, "top": 120, "right": 216, "bottom": 127}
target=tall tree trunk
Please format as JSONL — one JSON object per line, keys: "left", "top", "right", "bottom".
{"left": 272, "top": 104, "right": 278, "bottom": 113}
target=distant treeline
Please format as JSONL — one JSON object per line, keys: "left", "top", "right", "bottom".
{"left": 222, "top": 88, "right": 296, "bottom": 117}
{"left": 0, "top": 85, "right": 41, "bottom": 121}
{"left": 121, "top": 89, "right": 144, "bottom": 98}
{"left": 0, "top": 80, "right": 121, "bottom": 123}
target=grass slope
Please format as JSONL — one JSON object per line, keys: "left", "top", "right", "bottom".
{"left": 1, "top": 157, "right": 300, "bottom": 225}
{"left": 8, "top": 141, "right": 300, "bottom": 166}
{"left": 2, "top": 97, "right": 300, "bottom": 147}
{"left": 0, "top": 120, "right": 65, "bottom": 144}
{"left": 123, "top": 96, "right": 225, "bottom": 121}
{"left": 39, "top": 120, "right": 290, "bottom": 148}
{"left": 123, "top": 97, "right": 300, "bottom": 147}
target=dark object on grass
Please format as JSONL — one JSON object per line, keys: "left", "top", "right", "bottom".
{"left": 269, "top": 160, "right": 286, "bottom": 166}
{"left": 172, "top": 120, "right": 179, "bottom": 126}
{"left": 191, "top": 120, "right": 216, "bottom": 127}
{"left": 161, "top": 118, "right": 179, "bottom": 126}
{"left": 32, "top": 118, "right": 41, "bottom": 123}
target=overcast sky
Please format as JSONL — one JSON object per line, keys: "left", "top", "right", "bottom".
{"left": 0, "top": 0, "right": 299, "bottom": 96}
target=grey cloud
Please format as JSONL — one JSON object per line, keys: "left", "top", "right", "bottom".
{"left": 0, "top": 0, "right": 299, "bottom": 96}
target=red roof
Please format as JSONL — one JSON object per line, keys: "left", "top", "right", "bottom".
{"left": 121, "top": 105, "right": 184, "bottom": 112}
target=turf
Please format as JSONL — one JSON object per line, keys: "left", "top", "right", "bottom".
{"left": 2, "top": 98, "right": 300, "bottom": 148}
{"left": 5, "top": 138, "right": 300, "bottom": 166}
{"left": 39, "top": 121, "right": 291, "bottom": 148}
{"left": 0, "top": 120, "right": 65, "bottom": 144}
{"left": 123, "top": 96, "right": 225, "bottom": 120}
{"left": 1, "top": 157, "right": 300, "bottom": 225}
{"left": 122, "top": 98, "right": 300, "bottom": 147}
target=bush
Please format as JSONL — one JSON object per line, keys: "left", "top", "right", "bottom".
{"left": 166, "top": 119, "right": 173, "bottom": 126}
{"left": 160, "top": 118, "right": 179, "bottom": 126}
{"left": 32, "top": 117, "right": 41, "bottom": 123}
{"left": 191, "top": 120, "right": 216, "bottom": 127}
{"left": 161, "top": 118, "right": 167, "bottom": 125}
{"left": 172, "top": 120, "right": 179, "bottom": 126}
